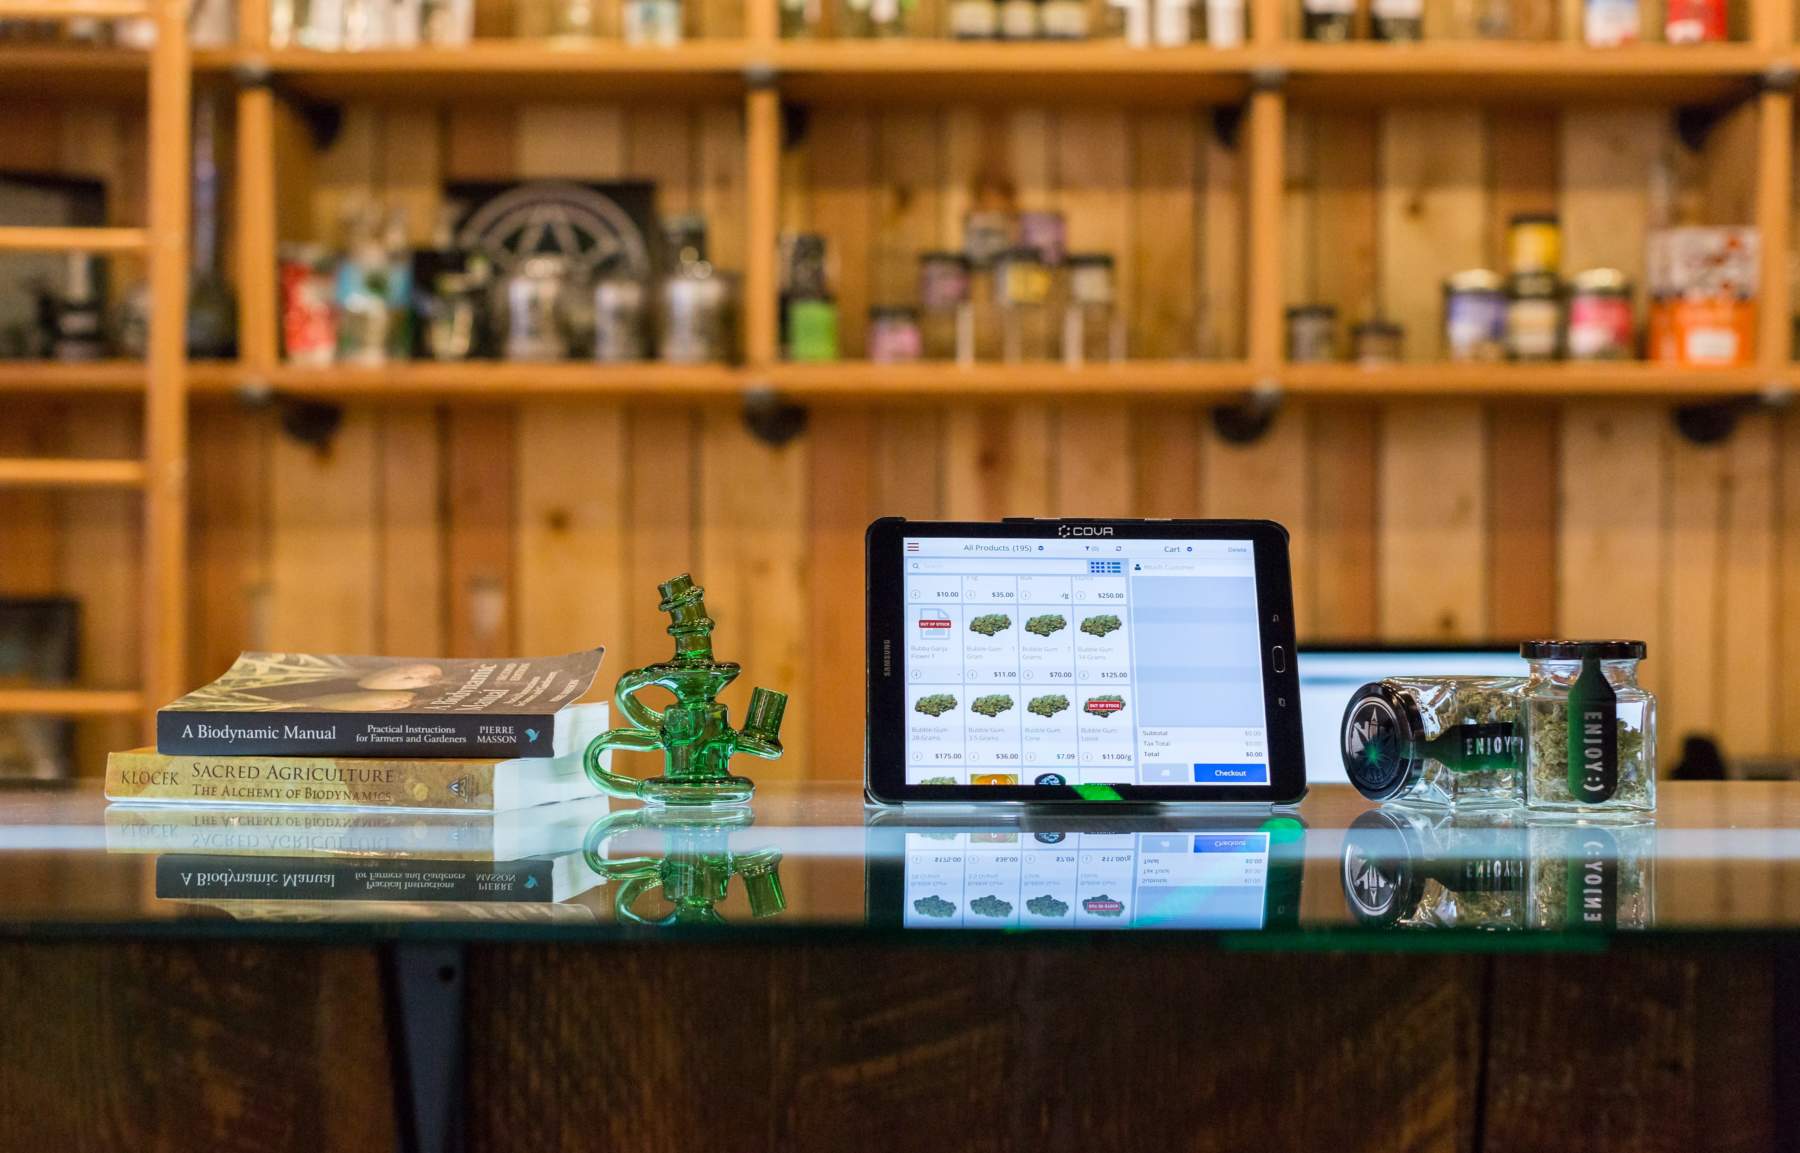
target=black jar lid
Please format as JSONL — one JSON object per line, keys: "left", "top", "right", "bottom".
{"left": 1340, "top": 681, "right": 1424, "bottom": 802}
{"left": 1520, "top": 640, "right": 1647, "bottom": 661}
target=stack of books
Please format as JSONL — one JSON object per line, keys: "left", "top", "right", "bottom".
{"left": 105, "top": 650, "right": 617, "bottom": 920}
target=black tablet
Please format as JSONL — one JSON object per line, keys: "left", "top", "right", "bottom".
{"left": 866, "top": 517, "right": 1306, "bottom": 805}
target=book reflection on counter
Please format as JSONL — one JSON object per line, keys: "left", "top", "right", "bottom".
{"left": 111, "top": 797, "right": 612, "bottom": 924}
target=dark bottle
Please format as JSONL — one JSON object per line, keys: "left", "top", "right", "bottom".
{"left": 187, "top": 92, "right": 238, "bottom": 359}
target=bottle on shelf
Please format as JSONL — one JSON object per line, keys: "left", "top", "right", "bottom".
{"left": 48, "top": 252, "right": 106, "bottom": 363}
{"left": 780, "top": 232, "right": 838, "bottom": 362}
{"left": 918, "top": 251, "right": 974, "bottom": 365}
{"left": 660, "top": 216, "right": 734, "bottom": 363}
{"left": 623, "top": 0, "right": 683, "bottom": 44}
{"left": 187, "top": 93, "right": 238, "bottom": 361}
{"left": 502, "top": 254, "right": 573, "bottom": 362}
{"left": 335, "top": 206, "right": 393, "bottom": 367}
{"left": 1062, "top": 253, "right": 1123, "bottom": 367}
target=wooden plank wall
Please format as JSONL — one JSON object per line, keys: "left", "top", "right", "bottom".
{"left": 6, "top": 97, "right": 1800, "bottom": 779}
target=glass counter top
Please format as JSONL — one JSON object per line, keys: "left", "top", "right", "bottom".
{"left": 3, "top": 780, "right": 1798, "bottom": 948}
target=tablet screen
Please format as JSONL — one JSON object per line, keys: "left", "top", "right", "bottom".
{"left": 902, "top": 830, "right": 1271, "bottom": 929}
{"left": 902, "top": 534, "right": 1270, "bottom": 789}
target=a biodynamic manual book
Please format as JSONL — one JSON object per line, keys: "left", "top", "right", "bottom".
{"left": 156, "top": 649, "right": 605, "bottom": 759}
{"left": 104, "top": 795, "right": 613, "bottom": 860}
{"left": 111, "top": 703, "right": 612, "bottom": 810}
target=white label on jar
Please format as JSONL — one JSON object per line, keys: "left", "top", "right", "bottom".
{"left": 1684, "top": 326, "right": 1738, "bottom": 363}
{"left": 1372, "top": 0, "right": 1422, "bottom": 17}
{"left": 871, "top": 0, "right": 898, "bottom": 18}
{"left": 1153, "top": 0, "right": 1191, "bottom": 44}
{"left": 1508, "top": 299, "right": 1559, "bottom": 357}
{"left": 1041, "top": 0, "right": 1088, "bottom": 35}
{"left": 1303, "top": 0, "right": 1355, "bottom": 13}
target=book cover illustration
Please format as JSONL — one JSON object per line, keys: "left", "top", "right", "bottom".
{"left": 157, "top": 649, "right": 604, "bottom": 758}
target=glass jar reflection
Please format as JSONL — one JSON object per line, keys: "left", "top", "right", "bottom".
{"left": 1341, "top": 808, "right": 1528, "bottom": 930}
{"left": 583, "top": 807, "right": 786, "bottom": 926}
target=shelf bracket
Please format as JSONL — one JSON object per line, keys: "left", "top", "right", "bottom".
{"left": 1211, "top": 103, "right": 1246, "bottom": 151}
{"left": 277, "top": 396, "right": 345, "bottom": 450}
{"left": 233, "top": 58, "right": 343, "bottom": 150}
{"left": 744, "top": 60, "right": 779, "bottom": 90}
{"left": 1670, "top": 386, "right": 1788, "bottom": 446}
{"left": 1210, "top": 383, "right": 1283, "bottom": 445}
{"left": 743, "top": 386, "right": 808, "bottom": 447}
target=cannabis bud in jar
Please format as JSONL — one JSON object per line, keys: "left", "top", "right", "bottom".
{"left": 1521, "top": 640, "right": 1656, "bottom": 814}
{"left": 1339, "top": 677, "right": 1525, "bottom": 807}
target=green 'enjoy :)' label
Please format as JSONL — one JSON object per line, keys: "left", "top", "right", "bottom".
{"left": 1567, "top": 654, "right": 1618, "bottom": 803}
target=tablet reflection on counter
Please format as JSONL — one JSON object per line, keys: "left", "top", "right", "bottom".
{"left": 887, "top": 819, "right": 1306, "bottom": 931}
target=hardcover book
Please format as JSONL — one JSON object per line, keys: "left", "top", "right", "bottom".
{"left": 111, "top": 702, "right": 612, "bottom": 810}
{"left": 105, "top": 795, "right": 614, "bottom": 860}
{"left": 156, "top": 649, "right": 605, "bottom": 759}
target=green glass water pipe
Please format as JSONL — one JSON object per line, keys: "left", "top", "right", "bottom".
{"left": 582, "top": 807, "right": 786, "bottom": 926}
{"left": 582, "top": 573, "right": 787, "bottom": 806}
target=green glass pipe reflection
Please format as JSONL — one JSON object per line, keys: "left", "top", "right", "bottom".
{"left": 582, "top": 807, "right": 786, "bottom": 926}
{"left": 583, "top": 573, "right": 787, "bottom": 806}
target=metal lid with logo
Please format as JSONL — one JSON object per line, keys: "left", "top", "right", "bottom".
{"left": 1340, "top": 681, "right": 1426, "bottom": 801}
{"left": 1520, "top": 639, "right": 1647, "bottom": 661}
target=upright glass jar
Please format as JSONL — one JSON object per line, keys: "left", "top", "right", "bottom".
{"left": 1062, "top": 253, "right": 1120, "bottom": 365}
{"left": 919, "top": 251, "right": 972, "bottom": 363}
{"left": 1341, "top": 809, "right": 1528, "bottom": 931}
{"left": 1566, "top": 267, "right": 1634, "bottom": 360}
{"left": 1522, "top": 640, "right": 1657, "bottom": 814}
{"left": 1340, "top": 676, "right": 1525, "bottom": 807}
{"left": 947, "top": 0, "right": 998, "bottom": 37}
{"left": 996, "top": 246, "right": 1052, "bottom": 362}
{"left": 1443, "top": 268, "right": 1506, "bottom": 361}
{"left": 1286, "top": 304, "right": 1337, "bottom": 363}
{"left": 1527, "top": 821, "right": 1655, "bottom": 930}
{"left": 779, "top": 0, "right": 821, "bottom": 35}
{"left": 868, "top": 306, "right": 922, "bottom": 363}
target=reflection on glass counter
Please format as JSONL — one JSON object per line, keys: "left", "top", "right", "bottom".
{"left": 867, "top": 816, "right": 1305, "bottom": 931}
{"left": 1, "top": 782, "right": 1798, "bottom": 941}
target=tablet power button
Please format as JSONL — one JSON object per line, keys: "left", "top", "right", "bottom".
{"left": 1270, "top": 645, "right": 1286, "bottom": 673}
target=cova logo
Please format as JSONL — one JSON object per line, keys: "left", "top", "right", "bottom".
{"left": 1057, "top": 525, "right": 1114, "bottom": 537}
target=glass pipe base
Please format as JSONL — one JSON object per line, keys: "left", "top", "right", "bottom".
{"left": 638, "top": 775, "right": 756, "bottom": 807}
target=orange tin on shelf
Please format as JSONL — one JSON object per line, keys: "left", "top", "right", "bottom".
{"left": 1648, "top": 297, "right": 1756, "bottom": 366}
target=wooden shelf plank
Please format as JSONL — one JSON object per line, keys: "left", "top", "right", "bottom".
{"left": 0, "top": 361, "right": 145, "bottom": 394}
{"left": 238, "top": 41, "right": 754, "bottom": 101}
{"left": 773, "top": 42, "right": 1255, "bottom": 105}
{"left": 236, "top": 362, "right": 752, "bottom": 400}
{"left": 766, "top": 360, "right": 1260, "bottom": 398}
{"left": 0, "top": 458, "right": 147, "bottom": 487}
{"left": 0, "top": 226, "right": 148, "bottom": 253}
{"left": 0, "top": 45, "right": 152, "bottom": 97}
{"left": 0, "top": 687, "right": 144, "bottom": 715}
{"left": 1279, "top": 42, "right": 1769, "bottom": 105}
{"left": 1283, "top": 361, "right": 1770, "bottom": 399}
{"left": 0, "top": 1, "right": 147, "bottom": 18}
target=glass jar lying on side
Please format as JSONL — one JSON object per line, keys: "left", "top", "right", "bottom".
{"left": 1340, "top": 676, "right": 1525, "bottom": 807}
{"left": 1522, "top": 640, "right": 1656, "bottom": 814}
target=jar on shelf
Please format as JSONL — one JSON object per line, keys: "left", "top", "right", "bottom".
{"left": 996, "top": 246, "right": 1052, "bottom": 362}
{"left": 1522, "top": 641, "right": 1657, "bottom": 815}
{"left": 947, "top": 0, "right": 998, "bottom": 37}
{"left": 1341, "top": 808, "right": 1529, "bottom": 930}
{"left": 1153, "top": 0, "right": 1197, "bottom": 43}
{"left": 1664, "top": 0, "right": 1724, "bottom": 43}
{"left": 839, "top": 0, "right": 906, "bottom": 36}
{"left": 1285, "top": 304, "right": 1337, "bottom": 363}
{"left": 1351, "top": 319, "right": 1403, "bottom": 365}
{"left": 1527, "top": 821, "right": 1655, "bottom": 931}
{"left": 780, "top": 0, "right": 822, "bottom": 35}
{"left": 1041, "top": 0, "right": 1088, "bottom": 38}
{"left": 1204, "top": 0, "right": 1244, "bottom": 45}
{"left": 1443, "top": 268, "right": 1506, "bottom": 361}
{"left": 1451, "top": 0, "right": 1510, "bottom": 37}
{"left": 1301, "top": 0, "right": 1354, "bottom": 41}
{"left": 1505, "top": 271, "right": 1561, "bottom": 361}
{"left": 788, "top": 298, "right": 839, "bottom": 361}
{"left": 1566, "top": 267, "right": 1634, "bottom": 360}
{"left": 998, "top": 0, "right": 1038, "bottom": 38}
{"left": 1371, "top": 0, "right": 1422, "bottom": 40}
{"left": 622, "top": 0, "right": 682, "bottom": 44}
{"left": 1340, "top": 676, "right": 1526, "bottom": 807}
{"left": 868, "top": 306, "right": 923, "bottom": 363}
{"left": 1583, "top": 0, "right": 1641, "bottom": 44}
{"left": 1507, "top": 212, "right": 1561, "bottom": 276}
{"left": 279, "top": 243, "right": 337, "bottom": 366}
{"left": 1061, "top": 253, "right": 1121, "bottom": 366}
{"left": 502, "top": 254, "right": 572, "bottom": 362}
{"left": 593, "top": 275, "right": 647, "bottom": 362}
{"left": 919, "top": 251, "right": 973, "bottom": 364}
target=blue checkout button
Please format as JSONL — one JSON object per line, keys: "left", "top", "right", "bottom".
{"left": 1193, "top": 763, "right": 1268, "bottom": 784}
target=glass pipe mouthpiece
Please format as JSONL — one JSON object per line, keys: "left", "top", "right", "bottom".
{"left": 743, "top": 687, "right": 787, "bottom": 743}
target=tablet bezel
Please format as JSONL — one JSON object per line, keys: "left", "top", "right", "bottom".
{"left": 865, "top": 517, "right": 1307, "bottom": 805}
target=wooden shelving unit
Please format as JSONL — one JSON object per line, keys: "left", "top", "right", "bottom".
{"left": 10, "top": 0, "right": 1800, "bottom": 780}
